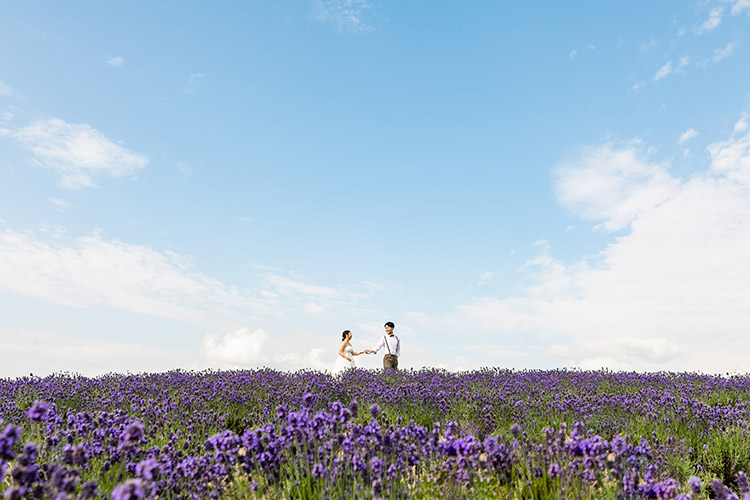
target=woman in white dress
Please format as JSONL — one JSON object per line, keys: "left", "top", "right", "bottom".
{"left": 333, "top": 330, "right": 364, "bottom": 374}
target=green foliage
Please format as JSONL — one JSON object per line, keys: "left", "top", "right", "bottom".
{"left": 700, "top": 428, "right": 750, "bottom": 490}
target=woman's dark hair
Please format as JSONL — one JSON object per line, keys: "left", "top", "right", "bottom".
{"left": 341, "top": 330, "right": 351, "bottom": 341}
{"left": 384, "top": 321, "right": 395, "bottom": 329}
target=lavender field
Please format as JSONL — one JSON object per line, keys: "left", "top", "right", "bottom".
{"left": 2, "top": 368, "right": 750, "bottom": 499}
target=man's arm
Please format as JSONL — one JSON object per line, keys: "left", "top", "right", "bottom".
{"left": 394, "top": 336, "right": 400, "bottom": 357}
{"left": 371, "top": 336, "right": 384, "bottom": 354}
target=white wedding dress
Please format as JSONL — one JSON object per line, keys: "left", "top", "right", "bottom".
{"left": 333, "top": 344, "right": 356, "bottom": 374}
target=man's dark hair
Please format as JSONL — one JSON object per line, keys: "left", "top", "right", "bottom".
{"left": 384, "top": 321, "right": 395, "bottom": 329}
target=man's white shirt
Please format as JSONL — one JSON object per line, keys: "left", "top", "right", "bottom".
{"left": 372, "top": 335, "right": 400, "bottom": 357}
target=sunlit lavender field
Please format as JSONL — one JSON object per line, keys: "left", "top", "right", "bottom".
{"left": 3, "top": 368, "right": 750, "bottom": 499}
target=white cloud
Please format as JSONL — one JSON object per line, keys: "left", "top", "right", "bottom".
{"left": 652, "top": 57, "right": 689, "bottom": 81}
{"left": 679, "top": 128, "right": 698, "bottom": 144}
{"left": 652, "top": 61, "right": 673, "bottom": 81}
{"left": 734, "top": 115, "right": 750, "bottom": 134}
{"left": 0, "top": 111, "right": 14, "bottom": 125}
{"left": 201, "top": 328, "right": 269, "bottom": 368}
{"left": 184, "top": 73, "right": 205, "bottom": 94}
{"left": 314, "top": 0, "right": 375, "bottom": 34}
{"left": 708, "top": 117, "right": 750, "bottom": 184}
{"left": 698, "top": 6, "right": 723, "bottom": 34}
{"left": 106, "top": 56, "right": 124, "bottom": 67}
{"left": 0, "top": 80, "right": 14, "bottom": 96}
{"left": 434, "top": 118, "right": 750, "bottom": 373}
{"left": 49, "top": 197, "right": 72, "bottom": 212}
{"left": 554, "top": 143, "right": 680, "bottom": 231}
{"left": 569, "top": 50, "right": 577, "bottom": 59}
{"left": 267, "top": 274, "right": 342, "bottom": 298}
{"left": 176, "top": 161, "right": 192, "bottom": 175}
{"left": 713, "top": 41, "right": 737, "bottom": 63}
{"left": 0, "top": 228, "right": 253, "bottom": 324}
{"left": 629, "top": 82, "right": 644, "bottom": 93}
{"left": 273, "top": 347, "right": 330, "bottom": 371}
{"left": 732, "top": 0, "right": 750, "bottom": 15}
{"left": 8, "top": 118, "right": 148, "bottom": 189}
{"left": 619, "top": 336, "right": 682, "bottom": 362}
{"left": 0, "top": 325, "right": 194, "bottom": 378}
{"left": 639, "top": 38, "right": 657, "bottom": 53}
{"left": 477, "top": 272, "right": 494, "bottom": 287}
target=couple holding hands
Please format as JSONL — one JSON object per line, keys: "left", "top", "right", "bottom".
{"left": 333, "top": 321, "right": 400, "bottom": 373}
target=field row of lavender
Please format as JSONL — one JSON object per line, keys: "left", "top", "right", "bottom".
{"left": 2, "top": 368, "right": 750, "bottom": 499}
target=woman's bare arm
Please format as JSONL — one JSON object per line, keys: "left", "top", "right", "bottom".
{"left": 338, "top": 340, "right": 351, "bottom": 360}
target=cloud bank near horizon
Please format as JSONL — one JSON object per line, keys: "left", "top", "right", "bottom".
{"left": 418, "top": 115, "right": 750, "bottom": 373}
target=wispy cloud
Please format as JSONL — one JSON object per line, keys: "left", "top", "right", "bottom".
{"left": 628, "top": 82, "right": 644, "bottom": 93}
{"left": 734, "top": 114, "right": 749, "bottom": 134}
{"left": 678, "top": 128, "right": 698, "bottom": 144}
{"left": 652, "top": 56, "right": 689, "bottom": 81}
{"left": 554, "top": 142, "right": 680, "bottom": 231}
{"left": 569, "top": 50, "right": 577, "bottom": 60}
{"left": 713, "top": 41, "right": 738, "bottom": 63}
{"left": 184, "top": 73, "right": 205, "bottom": 94}
{"left": 176, "top": 161, "right": 192, "bottom": 176}
{"left": 639, "top": 38, "right": 657, "bottom": 53}
{"left": 0, "top": 229, "right": 252, "bottom": 323}
{"left": 732, "top": 0, "right": 750, "bottom": 15}
{"left": 697, "top": 6, "right": 723, "bottom": 34}
{"left": 652, "top": 61, "right": 673, "bottom": 81}
{"left": 314, "top": 0, "right": 376, "bottom": 34}
{"left": 7, "top": 118, "right": 148, "bottom": 189}
{"left": 0, "top": 80, "right": 14, "bottom": 96}
{"left": 708, "top": 115, "right": 750, "bottom": 183}
{"left": 49, "top": 197, "right": 72, "bottom": 212}
{"left": 106, "top": 56, "right": 125, "bottom": 67}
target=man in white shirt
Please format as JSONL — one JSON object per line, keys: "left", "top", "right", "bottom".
{"left": 366, "top": 321, "right": 400, "bottom": 370}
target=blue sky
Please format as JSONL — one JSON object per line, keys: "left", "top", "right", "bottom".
{"left": 1, "top": 1, "right": 750, "bottom": 376}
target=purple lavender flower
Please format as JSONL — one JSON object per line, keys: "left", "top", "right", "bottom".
{"left": 688, "top": 476, "right": 702, "bottom": 495}
{"left": 312, "top": 462, "right": 325, "bottom": 478}
{"left": 712, "top": 480, "right": 740, "bottom": 500}
{"left": 119, "top": 420, "right": 144, "bottom": 450}
{"left": 302, "top": 392, "right": 315, "bottom": 409}
{"left": 135, "top": 457, "right": 160, "bottom": 481}
{"left": 3, "top": 486, "right": 27, "bottom": 500}
{"left": 111, "top": 479, "right": 147, "bottom": 500}
{"left": 0, "top": 423, "right": 21, "bottom": 461}
{"left": 548, "top": 463, "right": 562, "bottom": 478}
{"left": 79, "top": 480, "right": 99, "bottom": 500}
{"left": 370, "top": 456, "right": 384, "bottom": 476}
{"left": 738, "top": 471, "right": 750, "bottom": 498}
{"left": 652, "top": 478, "right": 680, "bottom": 499}
{"left": 27, "top": 400, "right": 51, "bottom": 422}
